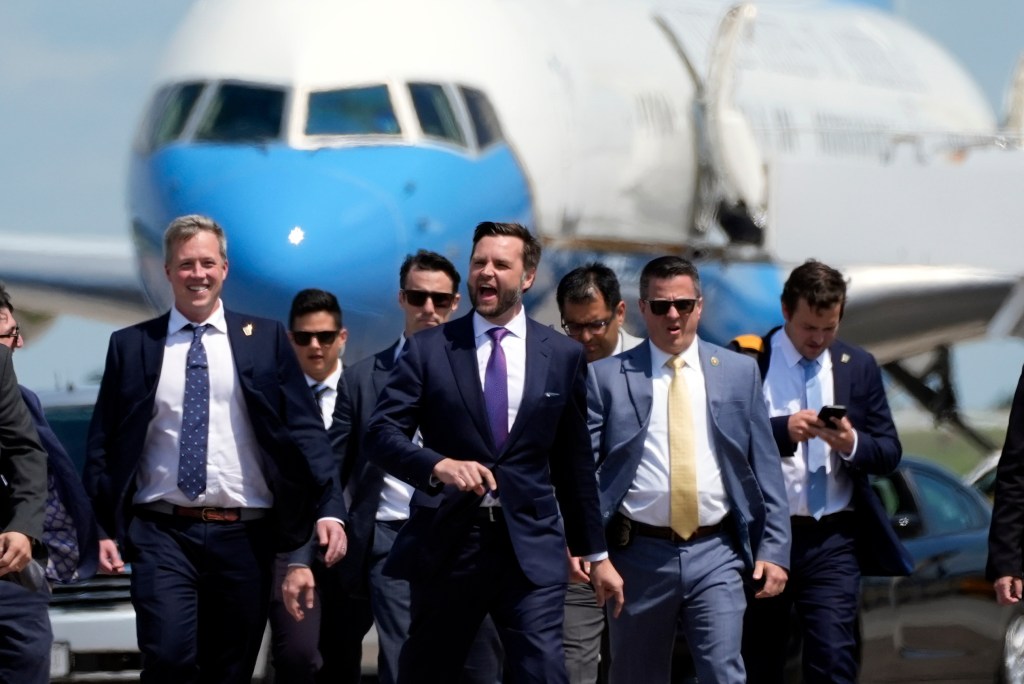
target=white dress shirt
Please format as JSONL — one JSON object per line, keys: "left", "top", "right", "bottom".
{"left": 134, "top": 303, "right": 272, "bottom": 509}
{"left": 763, "top": 330, "right": 855, "bottom": 516}
{"left": 306, "top": 363, "right": 342, "bottom": 430}
{"left": 377, "top": 336, "right": 416, "bottom": 522}
{"left": 620, "top": 340, "right": 730, "bottom": 527}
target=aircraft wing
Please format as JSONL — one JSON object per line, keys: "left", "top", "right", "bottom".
{"left": 0, "top": 232, "right": 152, "bottom": 326}
{"left": 841, "top": 265, "right": 1024, "bottom": 364}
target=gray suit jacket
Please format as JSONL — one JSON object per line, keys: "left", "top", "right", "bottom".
{"left": 588, "top": 338, "right": 790, "bottom": 570}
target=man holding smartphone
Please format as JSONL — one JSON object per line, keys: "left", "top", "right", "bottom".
{"left": 742, "top": 259, "right": 911, "bottom": 684}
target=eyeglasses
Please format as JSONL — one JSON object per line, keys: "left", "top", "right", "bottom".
{"left": 0, "top": 325, "right": 19, "bottom": 342}
{"left": 291, "top": 330, "right": 340, "bottom": 346}
{"left": 402, "top": 290, "right": 455, "bottom": 309}
{"left": 644, "top": 299, "right": 698, "bottom": 316}
{"left": 562, "top": 318, "right": 613, "bottom": 337}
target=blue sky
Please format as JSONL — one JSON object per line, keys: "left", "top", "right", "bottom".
{"left": 1, "top": 0, "right": 1023, "bottom": 407}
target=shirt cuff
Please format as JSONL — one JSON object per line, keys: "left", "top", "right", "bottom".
{"left": 316, "top": 516, "right": 345, "bottom": 527}
{"left": 583, "top": 551, "right": 609, "bottom": 563}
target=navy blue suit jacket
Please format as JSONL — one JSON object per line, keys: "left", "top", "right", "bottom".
{"left": 365, "top": 312, "right": 606, "bottom": 586}
{"left": 759, "top": 328, "right": 912, "bottom": 576}
{"left": 84, "top": 309, "right": 345, "bottom": 554}
{"left": 20, "top": 386, "right": 99, "bottom": 580}
{"left": 987, "top": 363, "right": 1024, "bottom": 581}
{"left": 323, "top": 341, "right": 399, "bottom": 591}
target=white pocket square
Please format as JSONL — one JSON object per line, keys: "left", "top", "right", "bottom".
{"left": 544, "top": 391, "right": 560, "bottom": 398}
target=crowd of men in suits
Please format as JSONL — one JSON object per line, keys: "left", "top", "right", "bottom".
{"left": 2, "top": 212, "right": 1024, "bottom": 683}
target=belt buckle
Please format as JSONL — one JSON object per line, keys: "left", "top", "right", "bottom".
{"left": 201, "top": 507, "right": 227, "bottom": 522}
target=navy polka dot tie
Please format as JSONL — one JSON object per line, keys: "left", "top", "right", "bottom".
{"left": 178, "top": 324, "right": 210, "bottom": 500}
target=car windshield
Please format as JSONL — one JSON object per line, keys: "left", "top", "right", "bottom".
{"left": 306, "top": 85, "right": 401, "bottom": 136}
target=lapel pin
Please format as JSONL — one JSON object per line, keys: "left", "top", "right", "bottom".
{"left": 841, "top": 353, "right": 850, "bottom": 364}
{"left": 243, "top": 322, "right": 254, "bottom": 337}
{"left": 710, "top": 356, "right": 719, "bottom": 366}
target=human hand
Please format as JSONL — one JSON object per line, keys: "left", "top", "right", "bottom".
{"left": 432, "top": 458, "right": 497, "bottom": 496}
{"left": 0, "top": 531, "right": 32, "bottom": 577}
{"left": 283, "top": 566, "right": 316, "bottom": 621}
{"left": 752, "top": 560, "right": 788, "bottom": 599}
{"left": 566, "top": 547, "right": 590, "bottom": 584}
{"left": 98, "top": 538, "right": 125, "bottom": 574}
{"left": 591, "top": 558, "right": 625, "bottom": 618}
{"left": 317, "top": 519, "right": 347, "bottom": 567}
{"left": 995, "top": 576, "right": 1023, "bottom": 605}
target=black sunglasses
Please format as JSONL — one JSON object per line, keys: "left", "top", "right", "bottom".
{"left": 291, "top": 330, "right": 340, "bottom": 346}
{"left": 0, "top": 325, "right": 19, "bottom": 341}
{"left": 402, "top": 290, "right": 455, "bottom": 309}
{"left": 644, "top": 299, "right": 698, "bottom": 316}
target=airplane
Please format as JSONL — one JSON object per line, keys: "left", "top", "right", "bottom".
{"left": 3, "top": 0, "right": 1024, "bottom": 449}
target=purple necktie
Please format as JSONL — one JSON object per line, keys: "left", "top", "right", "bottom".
{"left": 484, "top": 327, "right": 509, "bottom": 451}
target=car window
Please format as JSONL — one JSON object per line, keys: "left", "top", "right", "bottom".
{"left": 195, "top": 83, "right": 285, "bottom": 143}
{"left": 43, "top": 404, "right": 95, "bottom": 475}
{"left": 408, "top": 83, "right": 465, "bottom": 146}
{"left": 306, "top": 85, "right": 401, "bottom": 136}
{"left": 915, "top": 470, "right": 980, "bottom": 535}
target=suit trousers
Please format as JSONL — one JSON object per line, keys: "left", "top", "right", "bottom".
{"left": 398, "top": 514, "right": 566, "bottom": 684}
{"left": 0, "top": 575, "right": 51, "bottom": 684}
{"left": 563, "top": 582, "right": 606, "bottom": 684}
{"left": 268, "top": 554, "right": 324, "bottom": 683}
{"left": 127, "top": 510, "right": 274, "bottom": 684}
{"left": 607, "top": 531, "right": 746, "bottom": 684}
{"left": 743, "top": 513, "right": 860, "bottom": 684}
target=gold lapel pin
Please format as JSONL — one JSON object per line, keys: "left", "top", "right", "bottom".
{"left": 243, "top": 322, "right": 254, "bottom": 337}
{"left": 710, "top": 356, "right": 719, "bottom": 366}
{"left": 841, "top": 353, "right": 850, "bottom": 363}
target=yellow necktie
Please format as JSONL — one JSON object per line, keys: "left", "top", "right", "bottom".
{"left": 668, "top": 355, "right": 698, "bottom": 539}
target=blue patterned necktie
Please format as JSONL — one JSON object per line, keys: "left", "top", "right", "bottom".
{"left": 484, "top": 327, "right": 509, "bottom": 451}
{"left": 800, "top": 356, "right": 827, "bottom": 519}
{"left": 178, "top": 323, "right": 210, "bottom": 500}
{"left": 311, "top": 382, "right": 328, "bottom": 408}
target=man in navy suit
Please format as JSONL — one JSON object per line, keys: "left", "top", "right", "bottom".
{"left": 84, "top": 215, "right": 347, "bottom": 684}
{"left": 366, "top": 222, "right": 624, "bottom": 684}
{"left": 589, "top": 256, "right": 790, "bottom": 684}
{"left": 743, "top": 260, "right": 910, "bottom": 684}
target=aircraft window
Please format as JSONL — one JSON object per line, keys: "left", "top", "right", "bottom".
{"left": 306, "top": 86, "right": 401, "bottom": 136}
{"left": 460, "top": 86, "right": 504, "bottom": 148}
{"left": 409, "top": 83, "right": 465, "bottom": 146}
{"left": 194, "top": 84, "right": 284, "bottom": 143}
{"left": 138, "top": 82, "right": 203, "bottom": 152}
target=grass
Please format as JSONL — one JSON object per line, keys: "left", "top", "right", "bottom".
{"left": 895, "top": 415, "right": 1007, "bottom": 476}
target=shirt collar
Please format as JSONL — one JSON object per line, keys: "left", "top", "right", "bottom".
{"left": 306, "top": 362, "right": 342, "bottom": 392}
{"left": 649, "top": 337, "right": 701, "bottom": 371}
{"left": 777, "top": 328, "right": 831, "bottom": 371}
{"left": 168, "top": 301, "right": 227, "bottom": 335}
{"left": 473, "top": 307, "right": 527, "bottom": 341}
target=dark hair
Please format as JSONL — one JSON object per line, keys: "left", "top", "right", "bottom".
{"left": 780, "top": 259, "right": 846, "bottom": 317}
{"left": 289, "top": 289, "right": 343, "bottom": 330}
{"left": 639, "top": 256, "right": 701, "bottom": 299}
{"left": 556, "top": 263, "right": 622, "bottom": 314}
{"left": 399, "top": 249, "right": 461, "bottom": 292}
{"left": 0, "top": 282, "right": 12, "bottom": 313}
{"left": 471, "top": 221, "right": 541, "bottom": 272}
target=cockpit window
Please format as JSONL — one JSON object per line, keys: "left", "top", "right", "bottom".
{"left": 138, "top": 82, "right": 204, "bottom": 152}
{"left": 409, "top": 83, "right": 465, "bottom": 146}
{"left": 194, "top": 84, "right": 284, "bottom": 143}
{"left": 306, "top": 86, "right": 401, "bottom": 136}
{"left": 460, "top": 86, "right": 504, "bottom": 149}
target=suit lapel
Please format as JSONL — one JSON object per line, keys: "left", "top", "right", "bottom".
{"left": 504, "top": 319, "right": 551, "bottom": 450}
{"left": 141, "top": 314, "right": 171, "bottom": 395}
{"left": 372, "top": 342, "right": 399, "bottom": 397}
{"left": 444, "top": 314, "right": 493, "bottom": 449}
{"left": 224, "top": 310, "right": 256, "bottom": 385}
{"left": 623, "top": 341, "right": 653, "bottom": 426}
{"left": 699, "top": 339, "right": 727, "bottom": 438}
{"left": 830, "top": 342, "right": 852, "bottom": 406}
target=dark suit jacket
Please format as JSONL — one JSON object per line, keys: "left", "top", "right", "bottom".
{"left": 589, "top": 339, "right": 791, "bottom": 571}
{"left": 759, "top": 327, "right": 912, "bottom": 576}
{"left": 84, "top": 309, "right": 345, "bottom": 554}
{"left": 0, "top": 346, "right": 47, "bottom": 547}
{"left": 365, "top": 312, "right": 606, "bottom": 586}
{"left": 326, "top": 341, "right": 400, "bottom": 591}
{"left": 20, "top": 386, "right": 99, "bottom": 580}
{"left": 987, "top": 364, "right": 1024, "bottom": 581}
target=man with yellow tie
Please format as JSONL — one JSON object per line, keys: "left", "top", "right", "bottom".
{"left": 587, "top": 255, "right": 791, "bottom": 684}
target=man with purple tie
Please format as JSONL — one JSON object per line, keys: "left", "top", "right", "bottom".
{"left": 366, "top": 221, "right": 624, "bottom": 683}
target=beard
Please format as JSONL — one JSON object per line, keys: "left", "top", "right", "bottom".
{"left": 470, "top": 284, "right": 523, "bottom": 320}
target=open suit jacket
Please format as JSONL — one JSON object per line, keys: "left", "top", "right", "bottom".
{"left": 323, "top": 340, "right": 400, "bottom": 591}
{"left": 0, "top": 346, "right": 47, "bottom": 549}
{"left": 83, "top": 310, "right": 346, "bottom": 554}
{"left": 21, "top": 386, "right": 100, "bottom": 580}
{"left": 364, "top": 312, "right": 606, "bottom": 586}
{"left": 589, "top": 338, "right": 791, "bottom": 571}
{"left": 987, "top": 363, "right": 1024, "bottom": 581}
{"left": 759, "top": 327, "right": 912, "bottom": 576}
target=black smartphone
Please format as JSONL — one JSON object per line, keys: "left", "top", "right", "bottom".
{"left": 817, "top": 404, "right": 847, "bottom": 427}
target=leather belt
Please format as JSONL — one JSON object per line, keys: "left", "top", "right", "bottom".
{"left": 633, "top": 516, "right": 729, "bottom": 544}
{"left": 138, "top": 501, "right": 268, "bottom": 522}
{"left": 790, "top": 511, "right": 855, "bottom": 528}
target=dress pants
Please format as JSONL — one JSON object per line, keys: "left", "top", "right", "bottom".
{"left": 398, "top": 514, "right": 566, "bottom": 684}
{"left": 0, "top": 572, "right": 51, "bottom": 684}
{"left": 127, "top": 510, "right": 274, "bottom": 684}
{"left": 607, "top": 531, "right": 747, "bottom": 684}
{"left": 563, "top": 582, "right": 606, "bottom": 684}
{"left": 743, "top": 513, "right": 860, "bottom": 684}
{"left": 268, "top": 554, "right": 325, "bottom": 683}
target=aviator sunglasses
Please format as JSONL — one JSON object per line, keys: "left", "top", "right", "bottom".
{"left": 402, "top": 290, "right": 455, "bottom": 308}
{"left": 291, "top": 330, "right": 340, "bottom": 346}
{"left": 643, "top": 298, "right": 698, "bottom": 316}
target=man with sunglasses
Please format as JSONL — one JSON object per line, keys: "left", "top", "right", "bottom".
{"left": 743, "top": 260, "right": 908, "bottom": 684}
{"left": 588, "top": 255, "right": 790, "bottom": 684}
{"left": 556, "top": 263, "right": 642, "bottom": 684}
{"left": 84, "top": 215, "right": 347, "bottom": 684}
{"left": 269, "top": 288, "right": 348, "bottom": 682}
